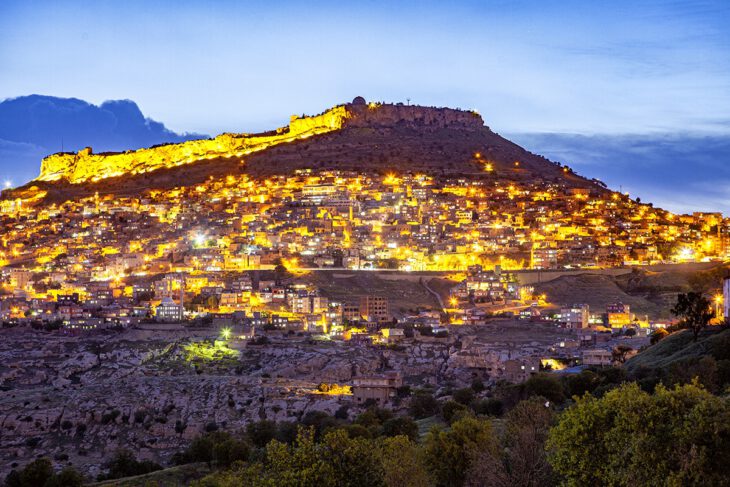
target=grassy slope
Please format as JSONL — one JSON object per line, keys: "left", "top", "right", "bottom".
{"left": 536, "top": 273, "right": 667, "bottom": 318}
{"left": 624, "top": 326, "right": 730, "bottom": 374}
{"left": 299, "top": 271, "right": 442, "bottom": 316}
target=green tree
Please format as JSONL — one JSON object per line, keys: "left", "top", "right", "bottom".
{"left": 249, "top": 427, "right": 384, "bottom": 487}
{"left": 344, "top": 423, "right": 373, "bottom": 439}
{"left": 563, "top": 370, "right": 601, "bottom": 398}
{"left": 4, "top": 460, "right": 84, "bottom": 487}
{"left": 423, "top": 415, "right": 497, "bottom": 487}
{"left": 649, "top": 327, "right": 669, "bottom": 345}
{"left": 355, "top": 407, "right": 394, "bottom": 434}
{"left": 452, "top": 388, "right": 475, "bottom": 405}
{"left": 318, "top": 428, "right": 385, "bottom": 487}
{"left": 247, "top": 420, "right": 278, "bottom": 448}
{"left": 18, "top": 458, "right": 53, "bottom": 487}
{"left": 300, "top": 410, "right": 340, "bottom": 439}
{"left": 611, "top": 344, "right": 634, "bottom": 364}
{"left": 409, "top": 392, "right": 440, "bottom": 419}
{"left": 98, "top": 450, "right": 162, "bottom": 481}
{"left": 45, "top": 467, "right": 84, "bottom": 487}
{"left": 523, "top": 374, "right": 565, "bottom": 404}
{"left": 275, "top": 421, "right": 299, "bottom": 444}
{"left": 472, "top": 397, "right": 504, "bottom": 417}
{"left": 380, "top": 436, "right": 430, "bottom": 487}
{"left": 441, "top": 400, "right": 468, "bottom": 423}
{"left": 671, "top": 292, "right": 714, "bottom": 341}
{"left": 381, "top": 417, "right": 419, "bottom": 441}
{"left": 175, "top": 431, "right": 249, "bottom": 467}
{"left": 466, "top": 398, "right": 554, "bottom": 487}
{"left": 668, "top": 356, "right": 719, "bottom": 392}
{"left": 547, "top": 382, "right": 730, "bottom": 486}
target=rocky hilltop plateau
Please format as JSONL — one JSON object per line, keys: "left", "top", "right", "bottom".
{"left": 7, "top": 97, "right": 604, "bottom": 204}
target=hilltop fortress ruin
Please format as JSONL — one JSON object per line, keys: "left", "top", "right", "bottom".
{"left": 36, "top": 97, "right": 484, "bottom": 184}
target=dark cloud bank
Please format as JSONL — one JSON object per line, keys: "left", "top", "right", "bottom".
{"left": 0, "top": 95, "right": 206, "bottom": 183}
{"left": 510, "top": 132, "right": 730, "bottom": 215}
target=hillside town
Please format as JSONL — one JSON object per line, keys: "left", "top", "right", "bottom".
{"left": 2, "top": 169, "right": 727, "bottom": 400}
{"left": 1, "top": 111, "right": 729, "bottom": 480}
{"left": 1, "top": 169, "right": 727, "bottom": 328}
{"left": 2, "top": 171, "right": 728, "bottom": 333}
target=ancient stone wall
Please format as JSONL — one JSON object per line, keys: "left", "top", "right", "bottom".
{"left": 37, "top": 105, "right": 351, "bottom": 183}
{"left": 35, "top": 100, "right": 485, "bottom": 184}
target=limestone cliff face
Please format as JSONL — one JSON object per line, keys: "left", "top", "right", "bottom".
{"left": 36, "top": 100, "right": 484, "bottom": 184}
{"left": 37, "top": 105, "right": 351, "bottom": 183}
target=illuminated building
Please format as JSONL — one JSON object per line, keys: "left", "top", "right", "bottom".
{"left": 559, "top": 305, "right": 590, "bottom": 329}
{"left": 606, "top": 302, "right": 633, "bottom": 328}
{"left": 582, "top": 349, "right": 613, "bottom": 367}
{"left": 352, "top": 371, "right": 403, "bottom": 406}
{"left": 155, "top": 296, "right": 184, "bottom": 322}
{"left": 359, "top": 295, "right": 390, "bottom": 322}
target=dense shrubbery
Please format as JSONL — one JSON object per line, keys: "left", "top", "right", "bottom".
{"left": 181, "top": 340, "right": 730, "bottom": 487}
{"left": 3, "top": 458, "right": 83, "bottom": 487}
{"left": 172, "top": 431, "right": 251, "bottom": 468}
{"left": 186, "top": 381, "right": 730, "bottom": 487}
{"left": 96, "top": 449, "right": 162, "bottom": 481}
{"left": 548, "top": 382, "right": 730, "bottom": 486}
{"left": 186, "top": 401, "right": 555, "bottom": 487}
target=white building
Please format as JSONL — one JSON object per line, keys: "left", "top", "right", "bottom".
{"left": 583, "top": 348, "right": 613, "bottom": 367}
{"left": 559, "top": 304, "right": 590, "bottom": 329}
{"left": 155, "top": 297, "right": 183, "bottom": 321}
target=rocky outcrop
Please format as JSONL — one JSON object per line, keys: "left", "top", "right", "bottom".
{"left": 347, "top": 101, "right": 483, "bottom": 131}
{"left": 35, "top": 99, "right": 485, "bottom": 185}
{"left": 0, "top": 328, "right": 465, "bottom": 477}
{"left": 36, "top": 105, "right": 351, "bottom": 184}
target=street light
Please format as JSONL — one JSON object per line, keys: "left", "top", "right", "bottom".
{"left": 221, "top": 327, "right": 231, "bottom": 340}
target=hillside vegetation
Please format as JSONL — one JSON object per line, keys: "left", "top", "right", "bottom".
{"left": 626, "top": 327, "right": 730, "bottom": 372}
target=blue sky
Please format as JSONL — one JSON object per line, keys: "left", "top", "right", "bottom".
{"left": 1, "top": 0, "right": 729, "bottom": 212}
